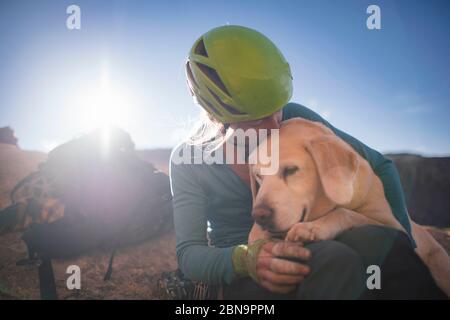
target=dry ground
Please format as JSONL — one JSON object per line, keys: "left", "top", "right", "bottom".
{"left": 0, "top": 230, "right": 177, "bottom": 299}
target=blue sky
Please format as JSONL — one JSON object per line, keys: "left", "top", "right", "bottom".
{"left": 0, "top": 0, "right": 449, "bottom": 155}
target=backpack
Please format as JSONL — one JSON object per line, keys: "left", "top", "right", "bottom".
{"left": 0, "top": 127, "right": 173, "bottom": 299}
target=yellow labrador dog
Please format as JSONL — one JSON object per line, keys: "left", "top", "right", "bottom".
{"left": 248, "top": 118, "right": 450, "bottom": 297}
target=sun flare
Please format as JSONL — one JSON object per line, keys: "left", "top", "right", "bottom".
{"left": 68, "top": 62, "right": 136, "bottom": 134}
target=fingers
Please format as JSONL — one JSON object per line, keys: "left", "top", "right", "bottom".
{"left": 264, "top": 241, "right": 311, "bottom": 261}
{"left": 258, "top": 269, "right": 305, "bottom": 285}
{"left": 255, "top": 240, "right": 311, "bottom": 294}
{"left": 259, "top": 280, "right": 297, "bottom": 294}
{"left": 257, "top": 256, "right": 311, "bottom": 276}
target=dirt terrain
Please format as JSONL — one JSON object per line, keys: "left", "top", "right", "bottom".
{"left": 0, "top": 230, "right": 176, "bottom": 299}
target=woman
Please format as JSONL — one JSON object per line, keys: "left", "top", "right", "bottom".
{"left": 170, "top": 25, "right": 445, "bottom": 299}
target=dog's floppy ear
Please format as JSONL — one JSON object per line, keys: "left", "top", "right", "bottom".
{"left": 306, "top": 135, "right": 359, "bottom": 205}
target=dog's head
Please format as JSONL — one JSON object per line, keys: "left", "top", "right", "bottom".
{"left": 249, "top": 119, "right": 359, "bottom": 235}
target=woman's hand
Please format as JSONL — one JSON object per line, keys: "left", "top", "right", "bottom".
{"left": 256, "top": 241, "right": 311, "bottom": 294}
{"left": 232, "top": 239, "right": 311, "bottom": 294}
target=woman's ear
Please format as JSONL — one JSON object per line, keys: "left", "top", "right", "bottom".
{"left": 306, "top": 135, "right": 359, "bottom": 205}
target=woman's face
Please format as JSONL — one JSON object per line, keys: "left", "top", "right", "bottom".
{"left": 226, "top": 110, "right": 283, "bottom": 149}
{"left": 229, "top": 110, "right": 283, "bottom": 132}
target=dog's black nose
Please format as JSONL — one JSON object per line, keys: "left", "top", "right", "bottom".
{"left": 252, "top": 205, "right": 274, "bottom": 229}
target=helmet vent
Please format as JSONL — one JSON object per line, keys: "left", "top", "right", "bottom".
{"left": 195, "top": 62, "right": 231, "bottom": 97}
{"left": 194, "top": 38, "right": 208, "bottom": 57}
{"left": 185, "top": 61, "right": 199, "bottom": 88}
{"left": 207, "top": 87, "right": 247, "bottom": 115}
{"left": 197, "top": 95, "right": 223, "bottom": 117}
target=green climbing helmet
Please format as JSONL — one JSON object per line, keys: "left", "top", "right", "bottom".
{"left": 186, "top": 25, "right": 293, "bottom": 123}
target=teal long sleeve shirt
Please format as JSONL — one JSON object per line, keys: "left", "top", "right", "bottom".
{"left": 169, "top": 102, "right": 413, "bottom": 285}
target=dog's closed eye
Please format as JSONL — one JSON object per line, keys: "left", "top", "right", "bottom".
{"left": 283, "top": 166, "right": 299, "bottom": 180}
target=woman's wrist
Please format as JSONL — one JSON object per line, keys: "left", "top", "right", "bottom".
{"left": 231, "top": 239, "right": 267, "bottom": 283}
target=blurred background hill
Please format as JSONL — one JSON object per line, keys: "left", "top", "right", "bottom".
{"left": 387, "top": 154, "right": 450, "bottom": 228}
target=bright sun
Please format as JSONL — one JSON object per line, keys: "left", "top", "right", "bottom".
{"left": 70, "top": 62, "right": 136, "bottom": 133}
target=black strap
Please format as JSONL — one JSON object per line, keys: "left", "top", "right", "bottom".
{"left": 38, "top": 258, "right": 58, "bottom": 300}
{"left": 102, "top": 192, "right": 172, "bottom": 281}
{"left": 103, "top": 248, "right": 117, "bottom": 281}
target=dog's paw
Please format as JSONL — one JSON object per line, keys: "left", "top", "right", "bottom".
{"left": 285, "top": 222, "right": 332, "bottom": 242}
{"left": 285, "top": 222, "right": 317, "bottom": 242}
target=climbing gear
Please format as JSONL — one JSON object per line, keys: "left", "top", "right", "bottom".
{"left": 157, "top": 269, "right": 221, "bottom": 300}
